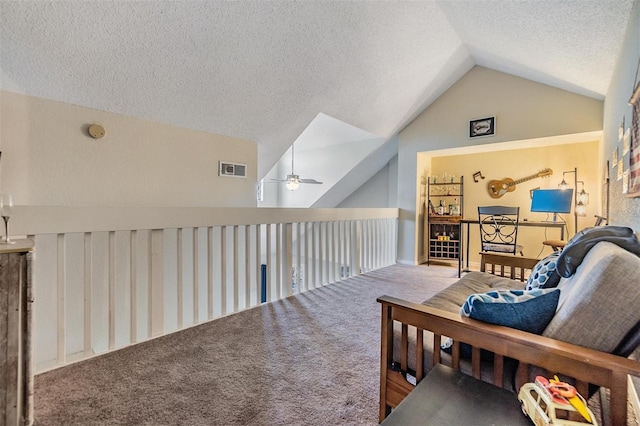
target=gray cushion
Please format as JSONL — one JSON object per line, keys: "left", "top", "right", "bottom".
{"left": 422, "top": 271, "right": 523, "bottom": 314}
{"left": 482, "top": 243, "right": 524, "bottom": 254}
{"left": 423, "top": 271, "right": 524, "bottom": 362}
{"left": 543, "top": 242, "right": 640, "bottom": 353}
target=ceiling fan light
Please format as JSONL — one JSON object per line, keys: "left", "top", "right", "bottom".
{"left": 285, "top": 175, "right": 300, "bottom": 191}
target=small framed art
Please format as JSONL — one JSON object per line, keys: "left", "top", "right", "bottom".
{"left": 469, "top": 117, "right": 495, "bottom": 138}
{"left": 629, "top": 82, "right": 640, "bottom": 197}
{"left": 623, "top": 128, "right": 631, "bottom": 155}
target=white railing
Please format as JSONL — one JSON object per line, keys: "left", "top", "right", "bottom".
{"left": 12, "top": 207, "right": 398, "bottom": 373}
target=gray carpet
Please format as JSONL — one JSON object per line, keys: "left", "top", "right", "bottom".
{"left": 34, "top": 264, "right": 460, "bottom": 425}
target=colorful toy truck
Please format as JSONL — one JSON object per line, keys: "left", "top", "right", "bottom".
{"left": 518, "top": 376, "right": 597, "bottom": 425}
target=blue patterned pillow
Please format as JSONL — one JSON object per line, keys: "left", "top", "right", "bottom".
{"left": 461, "top": 289, "right": 560, "bottom": 334}
{"left": 526, "top": 252, "right": 561, "bottom": 290}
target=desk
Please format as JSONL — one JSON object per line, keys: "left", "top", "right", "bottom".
{"left": 381, "top": 364, "right": 530, "bottom": 425}
{"left": 460, "top": 219, "right": 565, "bottom": 274}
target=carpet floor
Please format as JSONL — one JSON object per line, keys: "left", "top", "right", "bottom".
{"left": 33, "top": 263, "right": 460, "bottom": 425}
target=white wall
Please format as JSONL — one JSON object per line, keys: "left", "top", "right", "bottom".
{"left": 0, "top": 91, "right": 258, "bottom": 207}
{"left": 338, "top": 155, "right": 398, "bottom": 208}
{"left": 602, "top": 0, "right": 640, "bottom": 231}
{"left": 397, "top": 66, "right": 604, "bottom": 264}
{"left": 260, "top": 136, "right": 387, "bottom": 208}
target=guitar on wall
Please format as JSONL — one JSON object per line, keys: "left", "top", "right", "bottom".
{"left": 487, "top": 168, "right": 553, "bottom": 199}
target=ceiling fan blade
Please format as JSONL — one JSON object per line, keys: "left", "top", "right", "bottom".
{"left": 299, "top": 178, "right": 323, "bottom": 184}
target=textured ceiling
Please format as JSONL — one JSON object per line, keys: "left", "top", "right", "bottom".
{"left": 0, "top": 1, "right": 635, "bottom": 177}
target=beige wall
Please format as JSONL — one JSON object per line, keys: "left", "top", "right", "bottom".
{"left": 427, "top": 140, "right": 599, "bottom": 266}
{"left": 0, "top": 91, "right": 258, "bottom": 207}
{"left": 398, "top": 66, "right": 604, "bottom": 264}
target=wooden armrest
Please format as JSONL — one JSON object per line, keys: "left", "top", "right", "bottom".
{"left": 378, "top": 295, "right": 640, "bottom": 424}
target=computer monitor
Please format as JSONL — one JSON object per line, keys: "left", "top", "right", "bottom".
{"left": 530, "top": 189, "right": 574, "bottom": 221}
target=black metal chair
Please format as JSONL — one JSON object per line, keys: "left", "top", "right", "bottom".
{"left": 478, "top": 206, "right": 523, "bottom": 256}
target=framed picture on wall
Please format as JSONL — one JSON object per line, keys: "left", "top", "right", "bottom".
{"left": 628, "top": 82, "right": 640, "bottom": 197}
{"left": 469, "top": 117, "right": 495, "bottom": 138}
{"left": 617, "top": 160, "right": 624, "bottom": 180}
{"left": 623, "top": 128, "right": 631, "bottom": 155}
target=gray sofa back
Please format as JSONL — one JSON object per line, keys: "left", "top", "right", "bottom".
{"left": 543, "top": 241, "right": 640, "bottom": 354}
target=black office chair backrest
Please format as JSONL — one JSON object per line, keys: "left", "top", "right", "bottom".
{"left": 478, "top": 206, "right": 521, "bottom": 255}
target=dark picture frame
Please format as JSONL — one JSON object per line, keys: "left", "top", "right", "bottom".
{"left": 469, "top": 116, "right": 495, "bottom": 138}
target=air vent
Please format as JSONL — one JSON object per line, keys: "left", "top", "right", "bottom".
{"left": 219, "top": 161, "right": 247, "bottom": 178}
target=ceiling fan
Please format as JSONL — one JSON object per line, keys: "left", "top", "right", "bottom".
{"left": 270, "top": 144, "right": 322, "bottom": 191}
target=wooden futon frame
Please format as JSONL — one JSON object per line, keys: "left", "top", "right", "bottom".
{"left": 378, "top": 253, "right": 640, "bottom": 425}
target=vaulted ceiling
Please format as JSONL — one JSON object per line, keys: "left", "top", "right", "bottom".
{"left": 1, "top": 1, "right": 635, "bottom": 179}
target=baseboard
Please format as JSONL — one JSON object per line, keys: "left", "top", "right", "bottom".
{"left": 629, "top": 375, "right": 640, "bottom": 425}
{"left": 398, "top": 258, "right": 481, "bottom": 271}
{"left": 466, "top": 261, "right": 480, "bottom": 271}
